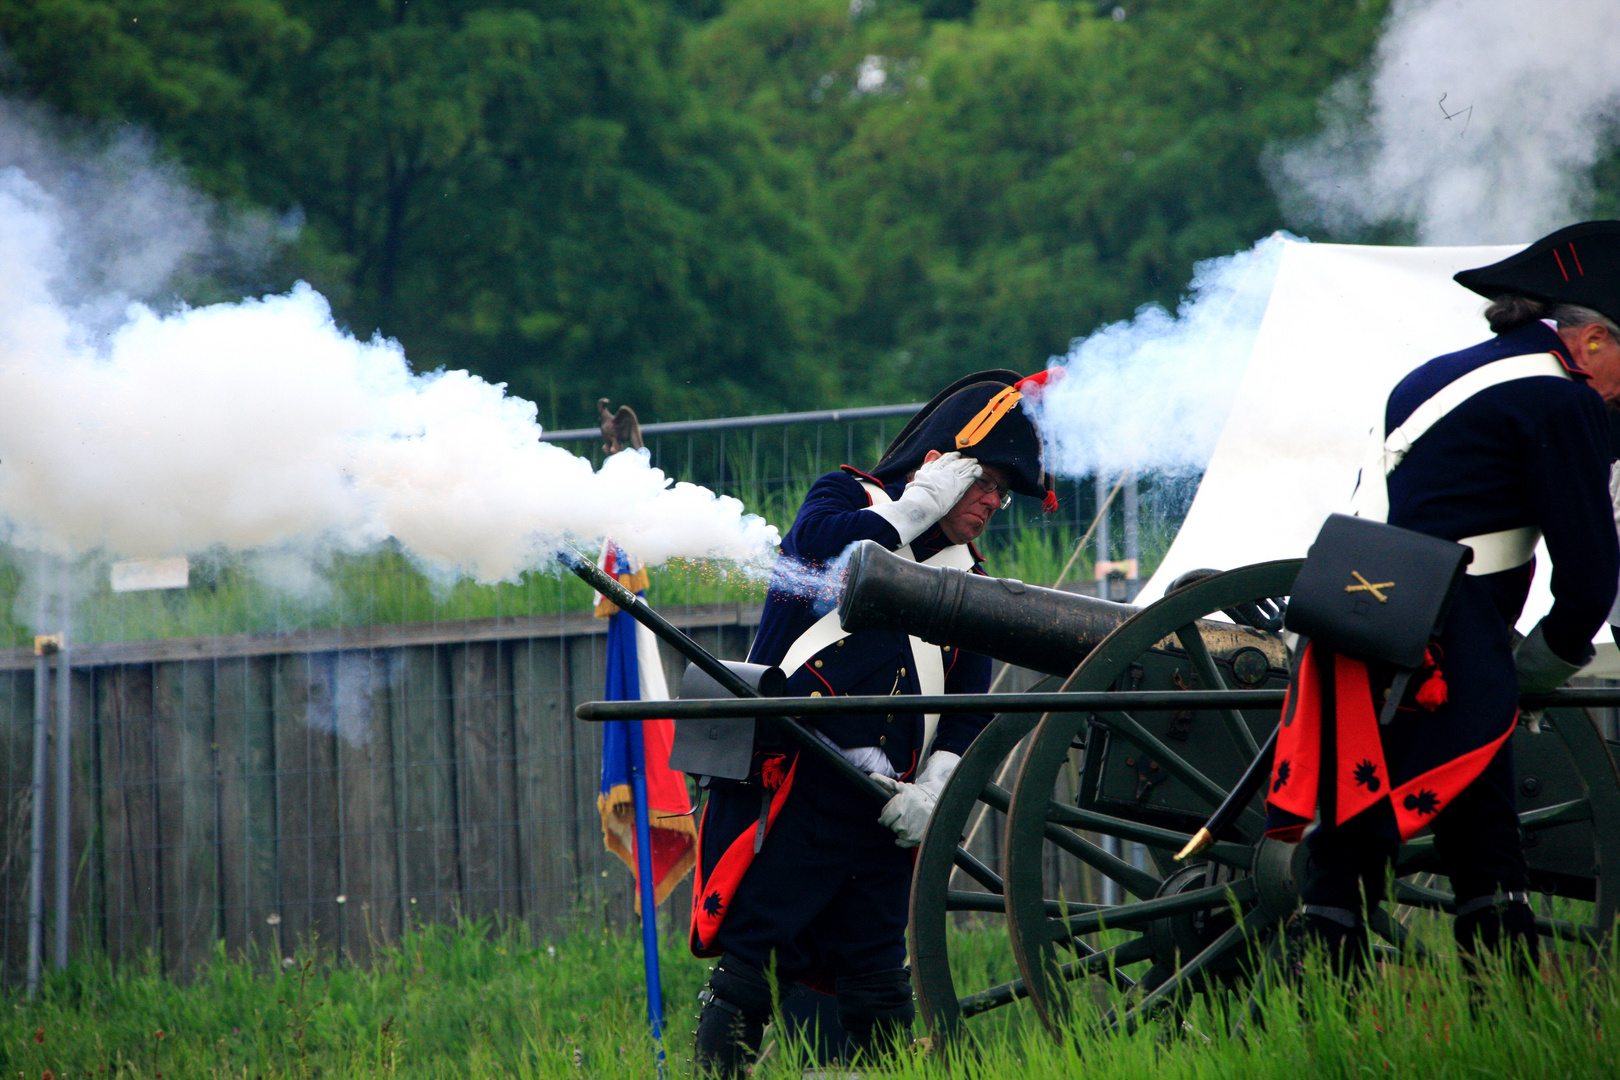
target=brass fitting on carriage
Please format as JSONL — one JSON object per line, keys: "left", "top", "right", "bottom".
{"left": 1174, "top": 827, "right": 1213, "bottom": 862}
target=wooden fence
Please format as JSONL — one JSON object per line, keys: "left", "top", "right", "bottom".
{"left": 0, "top": 604, "right": 760, "bottom": 983}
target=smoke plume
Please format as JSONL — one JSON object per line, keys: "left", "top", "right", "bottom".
{"left": 0, "top": 104, "right": 778, "bottom": 584}
{"left": 1029, "top": 234, "right": 1288, "bottom": 483}
{"left": 1275, "top": 0, "right": 1620, "bottom": 244}
{"left": 1034, "top": 1, "right": 1620, "bottom": 488}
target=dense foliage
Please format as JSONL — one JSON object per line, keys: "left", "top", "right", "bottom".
{"left": 0, "top": 0, "right": 1399, "bottom": 425}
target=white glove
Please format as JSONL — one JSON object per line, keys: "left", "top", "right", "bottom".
{"left": 871, "top": 751, "right": 961, "bottom": 848}
{"left": 867, "top": 452, "right": 981, "bottom": 545}
{"left": 1513, "top": 620, "right": 1590, "bottom": 696}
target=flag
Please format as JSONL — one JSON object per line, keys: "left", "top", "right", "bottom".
{"left": 595, "top": 543, "right": 696, "bottom": 908}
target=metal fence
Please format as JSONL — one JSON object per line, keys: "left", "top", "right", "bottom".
{"left": 543, "top": 403, "right": 1174, "bottom": 596}
{"left": 2, "top": 404, "right": 1179, "bottom": 988}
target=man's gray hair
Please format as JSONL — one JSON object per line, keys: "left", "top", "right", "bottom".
{"left": 1551, "top": 303, "right": 1620, "bottom": 340}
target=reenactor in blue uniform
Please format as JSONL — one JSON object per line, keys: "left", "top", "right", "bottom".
{"left": 689, "top": 370, "right": 1057, "bottom": 1075}
{"left": 1267, "top": 222, "right": 1620, "bottom": 976}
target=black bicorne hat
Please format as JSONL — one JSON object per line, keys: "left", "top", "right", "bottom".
{"left": 871, "top": 368, "right": 1059, "bottom": 511}
{"left": 1454, "top": 220, "right": 1620, "bottom": 325}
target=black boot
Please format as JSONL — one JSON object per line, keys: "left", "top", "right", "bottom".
{"left": 1301, "top": 905, "right": 1372, "bottom": 982}
{"left": 694, "top": 955, "right": 774, "bottom": 1079}
{"left": 834, "top": 968, "right": 915, "bottom": 1064}
{"left": 1455, "top": 891, "right": 1540, "bottom": 982}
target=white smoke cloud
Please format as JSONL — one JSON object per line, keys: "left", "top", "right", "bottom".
{"left": 0, "top": 108, "right": 779, "bottom": 584}
{"left": 0, "top": 99, "right": 281, "bottom": 331}
{"left": 300, "top": 652, "right": 383, "bottom": 746}
{"left": 1038, "top": 1, "right": 1620, "bottom": 483}
{"left": 1030, "top": 234, "right": 1289, "bottom": 482}
{"left": 1275, "top": 0, "right": 1620, "bottom": 244}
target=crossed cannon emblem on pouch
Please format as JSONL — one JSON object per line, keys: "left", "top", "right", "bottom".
{"left": 1345, "top": 570, "right": 1394, "bottom": 603}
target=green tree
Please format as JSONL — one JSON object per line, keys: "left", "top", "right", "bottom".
{"left": 0, "top": 0, "right": 310, "bottom": 194}
{"left": 824, "top": 0, "right": 1391, "bottom": 390}
{"left": 0, "top": 0, "right": 1412, "bottom": 423}
{"left": 243, "top": 0, "right": 848, "bottom": 423}
{"left": 1, "top": 0, "right": 846, "bottom": 425}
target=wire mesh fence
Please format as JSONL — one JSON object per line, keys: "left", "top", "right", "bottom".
{"left": 546, "top": 405, "right": 1190, "bottom": 599}
{"left": 0, "top": 406, "right": 1191, "bottom": 985}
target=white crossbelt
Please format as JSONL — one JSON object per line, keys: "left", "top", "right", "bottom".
{"left": 1349, "top": 351, "right": 1571, "bottom": 576}
{"left": 777, "top": 480, "right": 970, "bottom": 772}
{"left": 1610, "top": 462, "right": 1620, "bottom": 625}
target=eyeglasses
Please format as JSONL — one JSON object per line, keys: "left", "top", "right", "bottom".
{"left": 970, "top": 476, "right": 1013, "bottom": 510}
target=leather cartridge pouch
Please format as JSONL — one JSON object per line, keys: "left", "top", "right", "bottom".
{"left": 669, "top": 661, "right": 787, "bottom": 782}
{"left": 1284, "top": 513, "right": 1471, "bottom": 723}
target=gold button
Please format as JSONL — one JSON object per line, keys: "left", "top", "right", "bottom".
{"left": 900, "top": 667, "right": 907, "bottom": 676}
{"left": 879, "top": 736, "right": 887, "bottom": 745}
{"left": 811, "top": 691, "right": 822, "bottom": 697}
{"left": 814, "top": 659, "right": 823, "bottom": 669}
{"left": 886, "top": 715, "right": 894, "bottom": 723}
{"left": 836, "top": 640, "right": 844, "bottom": 647}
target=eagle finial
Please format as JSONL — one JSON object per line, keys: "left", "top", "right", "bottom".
{"left": 597, "top": 398, "right": 644, "bottom": 455}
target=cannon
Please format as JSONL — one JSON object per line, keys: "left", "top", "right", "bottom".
{"left": 570, "top": 543, "right": 1620, "bottom": 1044}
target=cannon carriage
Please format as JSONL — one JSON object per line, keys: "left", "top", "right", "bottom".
{"left": 574, "top": 537, "right": 1620, "bottom": 1047}
{"left": 836, "top": 542, "right": 1620, "bottom": 1043}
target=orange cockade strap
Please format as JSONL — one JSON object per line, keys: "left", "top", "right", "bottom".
{"left": 955, "top": 386, "right": 1023, "bottom": 449}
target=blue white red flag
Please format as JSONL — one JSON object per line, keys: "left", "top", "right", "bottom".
{"left": 595, "top": 543, "right": 696, "bottom": 907}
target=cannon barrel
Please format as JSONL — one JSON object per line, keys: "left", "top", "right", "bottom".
{"left": 837, "top": 539, "right": 1285, "bottom": 676}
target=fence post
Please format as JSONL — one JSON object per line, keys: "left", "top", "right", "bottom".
{"left": 54, "top": 606, "right": 71, "bottom": 970}
{"left": 26, "top": 634, "right": 56, "bottom": 998}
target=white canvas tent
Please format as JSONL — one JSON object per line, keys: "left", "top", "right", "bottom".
{"left": 1134, "top": 239, "right": 1620, "bottom": 677}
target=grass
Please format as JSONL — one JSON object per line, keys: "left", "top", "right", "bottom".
{"left": 6, "top": 918, "right": 709, "bottom": 1079}
{"left": 0, "top": 543, "right": 772, "bottom": 650}
{"left": 7, "top": 914, "right": 1619, "bottom": 1078}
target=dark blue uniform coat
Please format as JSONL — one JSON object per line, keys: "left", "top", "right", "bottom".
{"left": 1267, "top": 323, "right": 1617, "bottom": 899}
{"left": 689, "top": 467, "right": 994, "bottom": 985}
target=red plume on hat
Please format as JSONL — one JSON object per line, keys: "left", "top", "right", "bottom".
{"left": 1013, "top": 368, "right": 1063, "bottom": 510}
{"left": 872, "top": 368, "right": 1062, "bottom": 512}
{"left": 1013, "top": 368, "right": 1063, "bottom": 399}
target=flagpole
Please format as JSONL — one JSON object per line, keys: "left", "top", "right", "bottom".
{"left": 625, "top": 712, "right": 667, "bottom": 1068}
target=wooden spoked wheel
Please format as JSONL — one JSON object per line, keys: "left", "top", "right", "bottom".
{"left": 1001, "top": 562, "right": 1299, "bottom": 1037}
{"left": 997, "top": 560, "right": 1620, "bottom": 1040}
{"left": 908, "top": 677, "right": 1066, "bottom": 1049}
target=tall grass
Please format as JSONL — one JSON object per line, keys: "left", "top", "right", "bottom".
{"left": 6, "top": 918, "right": 712, "bottom": 1079}
{"left": 7, "top": 916, "right": 1617, "bottom": 1078}
{"left": 0, "top": 543, "right": 767, "bottom": 650}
